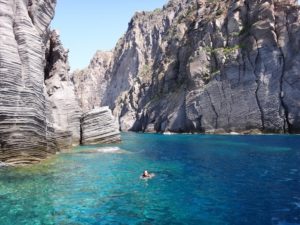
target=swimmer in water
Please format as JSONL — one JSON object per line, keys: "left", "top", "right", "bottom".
{"left": 140, "top": 170, "right": 155, "bottom": 179}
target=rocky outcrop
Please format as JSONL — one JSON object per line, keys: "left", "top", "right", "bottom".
{"left": 72, "top": 51, "right": 113, "bottom": 113}
{"left": 0, "top": 0, "right": 57, "bottom": 164}
{"left": 0, "top": 0, "right": 120, "bottom": 165}
{"left": 81, "top": 107, "right": 121, "bottom": 145}
{"left": 74, "top": 0, "right": 300, "bottom": 134}
{"left": 45, "top": 30, "right": 82, "bottom": 151}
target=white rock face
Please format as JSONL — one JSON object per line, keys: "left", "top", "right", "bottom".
{"left": 81, "top": 107, "right": 121, "bottom": 145}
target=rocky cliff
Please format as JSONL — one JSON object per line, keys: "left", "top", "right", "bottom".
{"left": 0, "top": 0, "right": 57, "bottom": 164}
{"left": 72, "top": 51, "right": 113, "bottom": 113}
{"left": 0, "top": 0, "right": 120, "bottom": 165}
{"left": 45, "top": 30, "right": 82, "bottom": 150}
{"left": 74, "top": 0, "right": 300, "bottom": 134}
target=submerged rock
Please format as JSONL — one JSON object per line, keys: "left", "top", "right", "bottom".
{"left": 81, "top": 107, "right": 121, "bottom": 145}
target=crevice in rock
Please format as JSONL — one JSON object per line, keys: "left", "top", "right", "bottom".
{"left": 252, "top": 36, "right": 265, "bottom": 131}
{"left": 182, "top": 87, "right": 188, "bottom": 131}
{"left": 220, "top": 82, "right": 230, "bottom": 127}
{"left": 79, "top": 117, "right": 83, "bottom": 145}
{"left": 44, "top": 36, "right": 55, "bottom": 81}
{"left": 278, "top": 47, "right": 291, "bottom": 133}
{"left": 274, "top": 8, "right": 292, "bottom": 133}
{"left": 205, "top": 89, "right": 218, "bottom": 129}
{"left": 244, "top": 0, "right": 264, "bottom": 131}
{"left": 254, "top": 79, "right": 264, "bottom": 130}
{"left": 276, "top": 26, "right": 291, "bottom": 132}
{"left": 27, "top": 0, "right": 35, "bottom": 26}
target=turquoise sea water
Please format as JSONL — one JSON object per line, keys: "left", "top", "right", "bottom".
{"left": 0, "top": 133, "right": 300, "bottom": 225}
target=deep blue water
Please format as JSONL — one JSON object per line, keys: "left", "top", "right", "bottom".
{"left": 0, "top": 133, "right": 300, "bottom": 225}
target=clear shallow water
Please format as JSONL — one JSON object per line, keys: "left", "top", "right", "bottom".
{"left": 0, "top": 133, "right": 300, "bottom": 225}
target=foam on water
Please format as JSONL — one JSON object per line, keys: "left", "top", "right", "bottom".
{"left": 95, "top": 146, "right": 124, "bottom": 153}
{"left": 75, "top": 146, "right": 128, "bottom": 154}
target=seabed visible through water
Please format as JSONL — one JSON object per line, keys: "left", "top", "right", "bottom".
{"left": 0, "top": 133, "right": 300, "bottom": 225}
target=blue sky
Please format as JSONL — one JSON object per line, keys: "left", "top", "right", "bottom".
{"left": 51, "top": 0, "right": 300, "bottom": 70}
{"left": 51, "top": 1, "right": 168, "bottom": 70}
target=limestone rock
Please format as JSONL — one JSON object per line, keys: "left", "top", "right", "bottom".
{"left": 81, "top": 107, "right": 121, "bottom": 145}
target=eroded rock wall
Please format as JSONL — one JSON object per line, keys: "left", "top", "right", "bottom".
{"left": 45, "top": 30, "right": 82, "bottom": 151}
{"left": 0, "top": 0, "right": 123, "bottom": 164}
{"left": 74, "top": 0, "right": 300, "bottom": 134}
{"left": 0, "top": 0, "right": 57, "bottom": 164}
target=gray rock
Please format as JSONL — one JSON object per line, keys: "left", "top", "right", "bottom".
{"left": 72, "top": 51, "right": 113, "bottom": 113}
{"left": 0, "top": 0, "right": 123, "bottom": 164}
{"left": 74, "top": 0, "right": 300, "bottom": 134}
{"left": 45, "top": 30, "right": 82, "bottom": 151}
{"left": 0, "top": 0, "right": 57, "bottom": 164}
{"left": 81, "top": 107, "right": 121, "bottom": 145}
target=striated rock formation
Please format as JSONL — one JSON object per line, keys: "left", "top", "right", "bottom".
{"left": 81, "top": 107, "right": 121, "bottom": 145}
{"left": 0, "top": 0, "right": 57, "bottom": 164}
{"left": 0, "top": 0, "right": 121, "bottom": 164}
{"left": 72, "top": 51, "right": 113, "bottom": 113}
{"left": 3, "top": 0, "right": 297, "bottom": 165}
{"left": 45, "top": 30, "right": 82, "bottom": 151}
{"left": 74, "top": 0, "right": 300, "bottom": 134}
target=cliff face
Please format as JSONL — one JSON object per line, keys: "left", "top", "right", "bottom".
{"left": 45, "top": 30, "right": 82, "bottom": 150}
{"left": 74, "top": 0, "right": 300, "bottom": 134}
{"left": 0, "top": 0, "right": 57, "bottom": 164}
{"left": 0, "top": 0, "right": 104, "bottom": 164}
{"left": 72, "top": 51, "right": 113, "bottom": 113}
